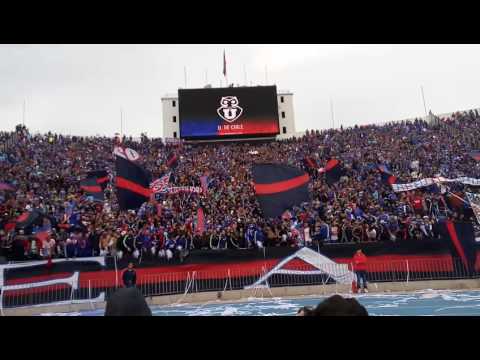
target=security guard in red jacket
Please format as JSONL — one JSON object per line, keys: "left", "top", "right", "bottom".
{"left": 353, "top": 249, "right": 368, "bottom": 293}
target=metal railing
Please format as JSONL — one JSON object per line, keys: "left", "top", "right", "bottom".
{"left": 0, "top": 257, "right": 478, "bottom": 312}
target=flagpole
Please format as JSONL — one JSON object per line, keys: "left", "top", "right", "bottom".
{"left": 22, "top": 99, "right": 26, "bottom": 126}
{"left": 330, "top": 98, "right": 335, "bottom": 129}
{"left": 120, "top": 108, "right": 123, "bottom": 138}
{"left": 421, "top": 85, "right": 428, "bottom": 119}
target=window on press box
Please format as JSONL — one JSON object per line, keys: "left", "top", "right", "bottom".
{"left": 173, "top": 132, "right": 177, "bottom": 138}
{"left": 283, "top": 126, "right": 287, "bottom": 134}
{"left": 280, "top": 96, "right": 284, "bottom": 103}
{"left": 172, "top": 100, "right": 176, "bottom": 107}
{"left": 281, "top": 111, "right": 286, "bottom": 118}
{"left": 173, "top": 116, "right": 177, "bottom": 123}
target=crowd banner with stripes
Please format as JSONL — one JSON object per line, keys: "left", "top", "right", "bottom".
{"left": 252, "top": 164, "right": 310, "bottom": 219}
{"left": 392, "top": 176, "right": 480, "bottom": 192}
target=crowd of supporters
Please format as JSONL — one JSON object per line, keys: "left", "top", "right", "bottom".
{"left": 1, "top": 110, "right": 479, "bottom": 262}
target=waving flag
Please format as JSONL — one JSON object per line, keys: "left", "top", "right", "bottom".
{"left": 115, "top": 155, "right": 152, "bottom": 211}
{"left": 304, "top": 157, "right": 318, "bottom": 170}
{"left": 252, "top": 164, "right": 310, "bottom": 219}
{"left": 16, "top": 210, "right": 43, "bottom": 230}
{"left": 166, "top": 152, "right": 179, "bottom": 169}
{"left": 87, "top": 170, "right": 109, "bottom": 190}
{"left": 150, "top": 172, "right": 171, "bottom": 194}
{"left": 80, "top": 177, "right": 104, "bottom": 202}
{"left": 438, "top": 219, "right": 477, "bottom": 273}
{"left": 324, "top": 159, "right": 346, "bottom": 185}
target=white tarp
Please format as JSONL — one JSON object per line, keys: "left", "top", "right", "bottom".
{"left": 245, "top": 247, "right": 355, "bottom": 289}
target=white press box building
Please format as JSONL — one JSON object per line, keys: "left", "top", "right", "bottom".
{"left": 162, "top": 87, "right": 296, "bottom": 141}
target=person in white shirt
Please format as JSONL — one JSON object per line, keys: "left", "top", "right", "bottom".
{"left": 42, "top": 237, "right": 56, "bottom": 258}
{"left": 366, "top": 226, "right": 377, "bottom": 241}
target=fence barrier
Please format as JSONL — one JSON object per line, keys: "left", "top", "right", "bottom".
{"left": 0, "top": 257, "right": 479, "bottom": 312}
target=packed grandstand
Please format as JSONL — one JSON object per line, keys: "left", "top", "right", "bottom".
{"left": 1, "top": 109, "right": 480, "bottom": 264}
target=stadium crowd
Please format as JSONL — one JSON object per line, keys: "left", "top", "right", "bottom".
{"left": 0, "top": 110, "right": 479, "bottom": 262}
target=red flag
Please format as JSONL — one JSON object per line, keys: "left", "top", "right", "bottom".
{"left": 196, "top": 208, "right": 205, "bottom": 234}
{"left": 223, "top": 50, "right": 226, "bottom": 78}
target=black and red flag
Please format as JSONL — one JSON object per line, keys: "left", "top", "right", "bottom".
{"left": 377, "top": 164, "right": 397, "bottom": 186}
{"left": 166, "top": 152, "right": 179, "bottom": 169}
{"left": 437, "top": 219, "right": 477, "bottom": 273}
{"left": 80, "top": 177, "right": 104, "bottom": 202}
{"left": 324, "top": 159, "right": 346, "bottom": 186}
{"left": 252, "top": 164, "right": 310, "bottom": 219}
{"left": 115, "top": 156, "right": 152, "bottom": 211}
{"left": 87, "top": 170, "right": 109, "bottom": 190}
{"left": 15, "top": 210, "right": 43, "bottom": 230}
{"left": 443, "top": 192, "right": 465, "bottom": 212}
{"left": 303, "top": 157, "right": 318, "bottom": 170}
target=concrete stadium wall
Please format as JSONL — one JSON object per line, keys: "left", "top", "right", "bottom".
{"left": 4, "top": 278, "right": 480, "bottom": 316}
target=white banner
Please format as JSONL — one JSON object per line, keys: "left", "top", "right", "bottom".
{"left": 164, "top": 138, "right": 184, "bottom": 145}
{"left": 155, "top": 186, "right": 203, "bottom": 195}
{"left": 392, "top": 177, "right": 480, "bottom": 192}
{"left": 113, "top": 146, "right": 141, "bottom": 162}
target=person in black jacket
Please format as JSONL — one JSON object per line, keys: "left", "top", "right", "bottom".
{"left": 87, "top": 227, "right": 100, "bottom": 256}
{"left": 122, "top": 262, "right": 137, "bottom": 288}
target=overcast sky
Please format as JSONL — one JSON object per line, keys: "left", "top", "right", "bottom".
{"left": 1, "top": 44, "right": 480, "bottom": 137}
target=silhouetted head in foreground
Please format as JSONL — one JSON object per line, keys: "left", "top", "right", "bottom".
{"left": 310, "top": 295, "right": 368, "bottom": 316}
{"left": 105, "top": 288, "right": 152, "bottom": 316}
{"left": 296, "top": 306, "right": 315, "bottom": 316}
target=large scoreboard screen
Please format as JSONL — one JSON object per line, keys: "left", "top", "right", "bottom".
{"left": 179, "top": 85, "right": 280, "bottom": 140}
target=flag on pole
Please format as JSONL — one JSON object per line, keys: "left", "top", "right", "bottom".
{"left": 80, "top": 177, "right": 104, "bottom": 202}
{"left": 115, "top": 156, "right": 152, "bottom": 211}
{"left": 223, "top": 50, "right": 226, "bottom": 78}
{"left": 87, "top": 170, "right": 109, "bottom": 190}
{"left": 324, "top": 159, "right": 346, "bottom": 185}
{"left": 252, "top": 164, "right": 310, "bottom": 219}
